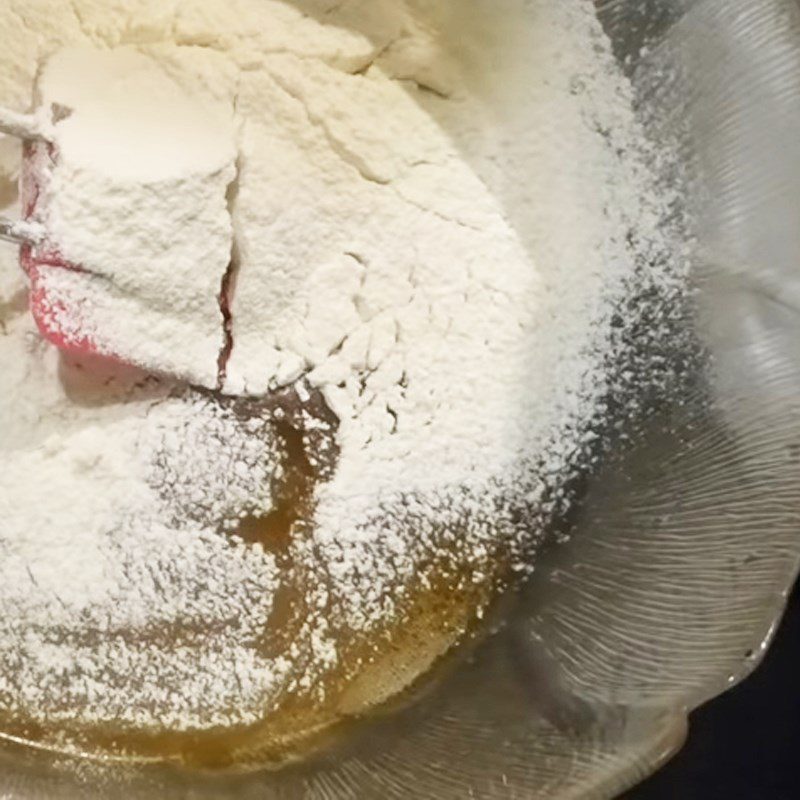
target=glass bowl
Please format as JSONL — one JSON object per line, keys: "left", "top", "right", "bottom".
{"left": 2, "top": 0, "right": 800, "bottom": 796}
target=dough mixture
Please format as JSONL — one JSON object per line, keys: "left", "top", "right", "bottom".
{"left": 0, "top": 0, "right": 684, "bottom": 768}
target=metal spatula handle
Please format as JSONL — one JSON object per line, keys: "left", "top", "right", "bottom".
{"left": 0, "top": 106, "right": 51, "bottom": 141}
{"left": 0, "top": 217, "right": 44, "bottom": 246}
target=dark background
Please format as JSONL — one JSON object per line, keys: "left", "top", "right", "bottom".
{"left": 623, "top": 583, "right": 800, "bottom": 799}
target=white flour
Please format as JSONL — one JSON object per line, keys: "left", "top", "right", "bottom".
{"left": 0, "top": 0, "right": 685, "bottom": 751}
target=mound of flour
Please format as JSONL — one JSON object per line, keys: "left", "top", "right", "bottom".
{"left": 0, "top": 0, "right": 686, "bottom": 742}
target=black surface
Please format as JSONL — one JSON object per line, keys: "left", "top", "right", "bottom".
{"left": 623, "top": 583, "right": 800, "bottom": 799}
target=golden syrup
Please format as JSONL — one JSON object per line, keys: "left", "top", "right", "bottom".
{"left": 0, "top": 398, "right": 508, "bottom": 770}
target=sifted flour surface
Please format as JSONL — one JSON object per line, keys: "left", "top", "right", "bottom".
{"left": 0, "top": 0, "right": 687, "bottom": 765}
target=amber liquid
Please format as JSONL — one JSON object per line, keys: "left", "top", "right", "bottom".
{"left": 0, "top": 393, "right": 507, "bottom": 770}
{"left": 0, "top": 535, "right": 494, "bottom": 771}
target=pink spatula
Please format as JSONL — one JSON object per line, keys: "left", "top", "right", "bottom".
{"left": 0, "top": 46, "right": 237, "bottom": 389}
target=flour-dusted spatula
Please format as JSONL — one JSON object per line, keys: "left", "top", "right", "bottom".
{"left": 0, "top": 46, "right": 238, "bottom": 389}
